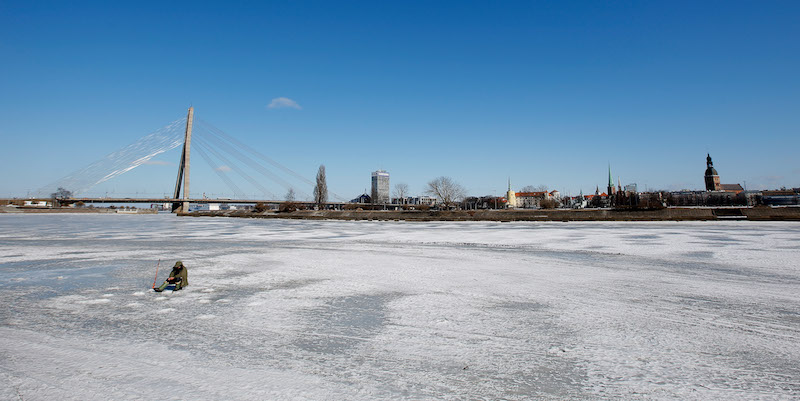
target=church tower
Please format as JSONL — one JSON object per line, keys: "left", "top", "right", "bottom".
{"left": 506, "top": 177, "right": 516, "bottom": 208}
{"left": 607, "top": 165, "right": 616, "bottom": 196}
{"left": 704, "top": 154, "right": 721, "bottom": 191}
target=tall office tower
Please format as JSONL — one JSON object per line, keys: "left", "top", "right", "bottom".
{"left": 371, "top": 170, "right": 390, "bottom": 204}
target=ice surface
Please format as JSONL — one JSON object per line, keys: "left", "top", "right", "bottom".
{"left": 1, "top": 214, "right": 799, "bottom": 400}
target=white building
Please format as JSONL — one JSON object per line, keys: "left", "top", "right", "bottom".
{"left": 512, "top": 192, "right": 550, "bottom": 208}
{"left": 397, "top": 196, "right": 437, "bottom": 206}
{"left": 371, "top": 170, "right": 390, "bottom": 204}
{"left": 191, "top": 203, "right": 239, "bottom": 211}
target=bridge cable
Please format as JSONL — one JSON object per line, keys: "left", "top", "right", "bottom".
{"left": 37, "top": 117, "right": 186, "bottom": 196}
{"left": 193, "top": 141, "right": 248, "bottom": 199}
{"left": 194, "top": 136, "right": 262, "bottom": 199}
{"left": 193, "top": 135, "right": 276, "bottom": 199}
{"left": 194, "top": 129, "right": 306, "bottom": 199}
{"left": 196, "top": 119, "right": 315, "bottom": 186}
{"left": 195, "top": 119, "right": 346, "bottom": 201}
{"left": 193, "top": 127, "right": 308, "bottom": 199}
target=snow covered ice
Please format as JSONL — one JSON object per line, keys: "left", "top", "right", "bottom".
{"left": 1, "top": 214, "right": 798, "bottom": 400}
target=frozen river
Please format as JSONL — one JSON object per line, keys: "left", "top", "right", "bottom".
{"left": 1, "top": 214, "right": 799, "bottom": 400}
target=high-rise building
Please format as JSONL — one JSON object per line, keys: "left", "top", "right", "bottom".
{"left": 371, "top": 170, "right": 390, "bottom": 204}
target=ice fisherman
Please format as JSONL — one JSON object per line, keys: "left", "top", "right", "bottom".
{"left": 154, "top": 261, "right": 188, "bottom": 292}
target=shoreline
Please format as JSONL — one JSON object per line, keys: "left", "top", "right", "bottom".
{"left": 5, "top": 206, "right": 798, "bottom": 221}
{"left": 180, "top": 206, "right": 800, "bottom": 221}
{"left": 0, "top": 206, "right": 157, "bottom": 214}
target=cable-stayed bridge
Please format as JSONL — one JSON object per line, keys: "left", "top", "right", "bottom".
{"left": 33, "top": 107, "right": 347, "bottom": 212}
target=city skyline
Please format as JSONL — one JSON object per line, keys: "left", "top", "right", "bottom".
{"left": 17, "top": 138, "right": 773, "bottom": 202}
{"left": 1, "top": 2, "right": 798, "bottom": 198}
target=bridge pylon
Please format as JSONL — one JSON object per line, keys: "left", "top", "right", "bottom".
{"left": 172, "top": 107, "right": 194, "bottom": 212}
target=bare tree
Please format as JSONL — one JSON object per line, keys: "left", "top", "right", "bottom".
{"left": 285, "top": 187, "right": 296, "bottom": 202}
{"left": 425, "top": 176, "right": 466, "bottom": 209}
{"left": 394, "top": 183, "right": 409, "bottom": 204}
{"left": 51, "top": 187, "right": 73, "bottom": 199}
{"left": 521, "top": 185, "right": 548, "bottom": 192}
{"left": 313, "top": 165, "right": 328, "bottom": 206}
{"left": 539, "top": 198, "right": 559, "bottom": 209}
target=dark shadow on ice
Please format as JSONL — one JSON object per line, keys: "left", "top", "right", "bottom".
{"left": 0, "top": 262, "right": 115, "bottom": 293}
{"left": 294, "top": 293, "right": 401, "bottom": 355}
{"left": 487, "top": 300, "right": 588, "bottom": 397}
{"left": 270, "top": 279, "right": 324, "bottom": 291}
{"left": 626, "top": 234, "right": 661, "bottom": 240}
{"left": 682, "top": 251, "right": 715, "bottom": 259}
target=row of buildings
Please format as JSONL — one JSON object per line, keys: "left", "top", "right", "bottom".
{"left": 350, "top": 170, "right": 438, "bottom": 206}
{"left": 355, "top": 154, "right": 798, "bottom": 209}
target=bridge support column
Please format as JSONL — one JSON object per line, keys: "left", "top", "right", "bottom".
{"left": 172, "top": 107, "right": 194, "bottom": 213}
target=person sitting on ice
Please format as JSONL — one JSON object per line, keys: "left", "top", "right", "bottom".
{"left": 154, "top": 261, "right": 188, "bottom": 292}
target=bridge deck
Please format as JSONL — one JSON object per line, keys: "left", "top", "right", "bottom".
{"left": 2, "top": 198, "right": 353, "bottom": 206}
{"left": 70, "top": 198, "right": 351, "bottom": 205}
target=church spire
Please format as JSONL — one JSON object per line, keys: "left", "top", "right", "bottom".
{"left": 505, "top": 177, "right": 516, "bottom": 208}
{"left": 607, "top": 164, "right": 616, "bottom": 196}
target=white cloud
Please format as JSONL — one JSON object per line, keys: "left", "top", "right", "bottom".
{"left": 267, "top": 97, "right": 302, "bottom": 110}
{"left": 143, "top": 160, "right": 171, "bottom": 166}
{"left": 215, "top": 165, "right": 232, "bottom": 172}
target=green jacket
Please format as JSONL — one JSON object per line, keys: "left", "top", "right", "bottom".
{"left": 169, "top": 265, "right": 188, "bottom": 287}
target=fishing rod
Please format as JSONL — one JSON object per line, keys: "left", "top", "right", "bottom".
{"left": 151, "top": 259, "right": 161, "bottom": 289}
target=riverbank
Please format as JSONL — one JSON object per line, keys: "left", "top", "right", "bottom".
{"left": 180, "top": 206, "right": 800, "bottom": 221}
{"left": 0, "top": 206, "right": 157, "bottom": 214}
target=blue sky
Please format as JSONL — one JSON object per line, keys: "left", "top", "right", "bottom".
{"left": 1, "top": 1, "right": 799, "bottom": 199}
